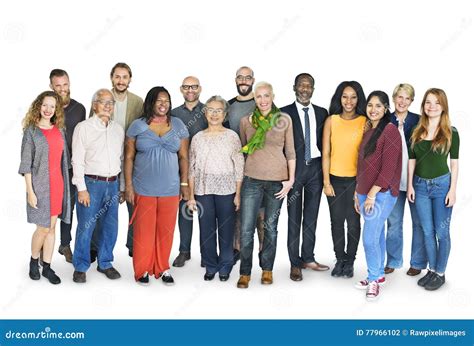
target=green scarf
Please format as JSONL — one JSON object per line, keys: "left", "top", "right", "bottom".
{"left": 241, "top": 104, "right": 281, "bottom": 155}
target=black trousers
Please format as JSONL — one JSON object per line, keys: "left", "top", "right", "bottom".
{"left": 326, "top": 175, "right": 361, "bottom": 262}
{"left": 60, "top": 169, "right": 75, "bottom": 246}
{"left": 287, "top": 159, "right": 323, "bottom": 268}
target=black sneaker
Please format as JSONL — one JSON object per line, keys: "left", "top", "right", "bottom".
{"left": 425, "top": 273, "right": 445, "bottom": 291}
{"left": 219, "top": 274, "right": 230, "bottom": 282}
{"left": 172, "top": 252, "right": 190, "bottom": 267}
{"left": 342, "top": 261, "right": 354, "bottom": 278}
{"left": 42, "top": 266, "right": 61, "bottom": 285}
{"left": 137, "top": 274, "right": 149, "bottom": 286}
{"left": 29, "top": 258, "right": 40, "bottom": 280}
{"left": 417, "top": 270, "right": 435, "bottom": 287}
{"left": 331, "top": 260, "right": 344, "bottom": 277}
{"left": 161, "top": 271, "right": 175, "bottom": 285}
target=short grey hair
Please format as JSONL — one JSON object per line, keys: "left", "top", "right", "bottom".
{"left": 205, "top": 95, "right": 230, "bottom": 114}
{"left": 91, "top": 88, "right": 114, "bottom": 103}
{"left": 254, "top": 81, "right": 274, "bottom": 96}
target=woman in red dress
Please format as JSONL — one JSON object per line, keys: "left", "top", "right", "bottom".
{"left": 19, "top": 91, "right": 71, "bottom": 284}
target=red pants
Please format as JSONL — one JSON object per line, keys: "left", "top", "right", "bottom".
{"left": 132, "top": 194, "right": 179, "bottom": 281}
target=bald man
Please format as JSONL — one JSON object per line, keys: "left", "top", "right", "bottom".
{"left": 171, "top": 76, "right": 208, "bottom": 267}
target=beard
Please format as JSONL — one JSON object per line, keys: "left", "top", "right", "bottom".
{"left": 237, "top": 84, "right": 253, "bottom": 97}
{"left": 60, "top": 91, "right": 71, "bottom": 107}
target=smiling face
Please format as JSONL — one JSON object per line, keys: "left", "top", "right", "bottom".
{"left": 394, "top": 90, "right": 413, "bottom": 115}
{"left": 40, "top": 96, "right": 57, "bottom": 122}
{"left": 153, "top": 92, "right": 171, "bottom": 117}
{"left": 294, "top": 75, "right": 314, "bottom": 106}
{"left": 93, "top": 90, "right": 115, "bottom": 120}
{"left": 50, "top": 75, "right": 70, "bottom": 106}
{"left": 111, "top": 67, "right": 131, "bottom": 93}
{"left": 180, "top": 76, "right": 201, "bottom": 103}
{"left": 341, "top": 86, "right": 358, "bottom": 114}
{"left": 235, "top": 67, "right": 255, "bottom": 97}
{"left": 423, "top": 93, "right": 443, "bottom": 119}
{"left": 205, "top": 100, "right": 226, "bottom": 126}
{"left": 366, "top": 95, "right": 386, "bottom": 125}
{"left": 254, "top": 86, "right": 274, "bottom": 115}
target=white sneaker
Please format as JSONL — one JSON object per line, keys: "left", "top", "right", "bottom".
{"left": 366, "top": 281, "right": 380, "bottom": 301}
{"left": 355, "top": 276, "right": 385, "bottom": 290}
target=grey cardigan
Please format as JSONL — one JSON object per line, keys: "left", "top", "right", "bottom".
{"left": 18, "top": 126, "right": 72, "bottom": 228}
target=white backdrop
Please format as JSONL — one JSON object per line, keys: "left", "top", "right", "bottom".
{"left": 1, "top": 0, "right": 473, "bottom": 319}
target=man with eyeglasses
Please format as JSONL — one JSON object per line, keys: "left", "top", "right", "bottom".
{"left": 71, "top": 89, "right": 125, "bottom": 283}
{"left": 171, "top": 76, "right": 208, "bottom": 268}
{"left": 226, "top": 66, "right": 264, "bottom": 264}
{"left": 49, "top": 69, "right": 86, "bottom": 263}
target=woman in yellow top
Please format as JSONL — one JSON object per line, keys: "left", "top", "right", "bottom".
{"left": 322, "top": 81, "right": 367, "bottom": 278}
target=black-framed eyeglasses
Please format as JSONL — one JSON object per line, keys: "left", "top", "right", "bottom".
{"left": 181, "top": 85, "right": 199, "bottom": 91}
{"left": 236, "top": 75, "right": 253, "bottom": 82}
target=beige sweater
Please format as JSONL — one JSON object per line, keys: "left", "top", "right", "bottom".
{"left": 239, "top": 112, "right": 295, "bottom": 181}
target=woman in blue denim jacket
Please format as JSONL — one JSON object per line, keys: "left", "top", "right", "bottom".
{"left": 407, "top": 88, "right": 459, "bottom": 291}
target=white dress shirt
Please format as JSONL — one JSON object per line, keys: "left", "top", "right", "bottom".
{"left": 72, "top": 115, "right": 125, "bottom": 192}
{"left": 296, "top": 101, "right": 321, "bottom": 159}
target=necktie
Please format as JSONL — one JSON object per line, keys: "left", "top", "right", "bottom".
{"left": 303, "top": 107, "right": 311, "bottom": 162}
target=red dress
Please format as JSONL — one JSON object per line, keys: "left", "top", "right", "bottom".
{"left": 40, "top": 126, "right": 64, "bottom": 217}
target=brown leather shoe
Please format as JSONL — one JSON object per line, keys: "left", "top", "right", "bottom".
{"left": 406, "top": 267, "right": 422, "bottom": 276}
{"left": 261, "top": 270, "right": 273, "bottom": 284}
{"left": 303, "top": 261, "right": 329, "bottom": 271}
{"left": 290, "top": 267, "right": 303, "bottom": 281}
{"left": 384, "top": 266, "right": 395, "bottom": 274}
{"left": 58, "top": 245, "right": 73, "bottom": 263}
{"left": 237, "top": 275, "right": 251, "bottom": 288}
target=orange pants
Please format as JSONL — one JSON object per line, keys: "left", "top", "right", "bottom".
{"left": 132, "top": 194, "right": 179, "bottom": 281}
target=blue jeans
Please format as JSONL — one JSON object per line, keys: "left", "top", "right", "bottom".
{"left": 414, "top": 173, "right": 452, "bottom": 274}
{"left": 73, "top": 177, "right": 120, "bottom": 272}
{"left": 240, "top": 177, "right": 283, "bottom": 275}
{"left": 386, "top": 191, "right": 427, "bottom": 269}
{"left": 358, "top": 191, "right": 397, "bottom": 281}
{"left": 196, "top": 194, "right": 235, "bottom": 275}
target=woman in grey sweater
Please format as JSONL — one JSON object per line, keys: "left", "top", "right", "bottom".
{"left": 19, "top": 91, "right": 71, "bottom": 284}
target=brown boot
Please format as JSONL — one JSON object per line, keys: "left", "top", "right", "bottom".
{"left": 261, "top": 270, "right": 273, "bottom": 285}
{"left": 237, "top": 275, "right": 251, "bottom": 288}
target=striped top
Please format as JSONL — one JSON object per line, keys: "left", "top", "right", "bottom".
{"left": 329, "top": 115, "right": 366, "bottom": 177}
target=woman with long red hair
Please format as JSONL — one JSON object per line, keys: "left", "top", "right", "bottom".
{"left": 407, "top": 88, "right": 459, "bottom": 291}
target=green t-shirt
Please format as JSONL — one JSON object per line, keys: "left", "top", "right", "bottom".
{"left": 409, "top": 127, "right": 459, "bottom": 179}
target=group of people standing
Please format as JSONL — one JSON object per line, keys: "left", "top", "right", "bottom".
{"left": 19, "top": 63, "right": 459, "bottom": 301}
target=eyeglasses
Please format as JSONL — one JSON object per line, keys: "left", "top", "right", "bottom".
{"left": 206, "top": 108, "right": 224, "bottom": 115}
{"left": 181, "top": 85, "right": 199, "bottom": 91}
{"left": 236, "top": 75, "right": 253, "bottom": 82}
{"left": 95, "top": 100, "right": 115, "bottom": 107}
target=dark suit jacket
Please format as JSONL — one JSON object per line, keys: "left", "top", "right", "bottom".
{"left": 281, "top": 102, "right": 328, "bottom": 175}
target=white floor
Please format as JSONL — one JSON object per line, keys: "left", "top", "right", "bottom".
{"left": 2, "top": 198, "right": 472, "bottom": 320}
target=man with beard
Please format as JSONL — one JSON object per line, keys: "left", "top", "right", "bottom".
{"left": 226, "top": 66, "right": 264, "bottom": 264}
{"left": 171, "top": 76, "right": 207, "bottom": 267}
{"left": 281, "top": 73, "right": 329, "bottom": 282}
{"left": 49, "top": 69, "right": 86, "bottom": 263}
{"left": 108, "top": 63, "right": 143, "bottom": 258}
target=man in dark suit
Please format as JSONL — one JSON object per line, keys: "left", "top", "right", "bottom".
{"left": 281, "top": 73, "right": 329, "bottom": 281}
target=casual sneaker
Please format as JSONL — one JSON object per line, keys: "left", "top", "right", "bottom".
{"left": 355, "top": 277, "right": 385, "bottom": 290}
{"left": 137, "top": 273, "right": 150, "bottom": 286}
{"left": 424, "top": 273, "right": 445, "bottom": 291}
{"left": 97, "top": 266, "right": 121, "bottom": 280}
{"left": 366, "top": 281, "right": 380, "bottom": 301}
{"left": 331, "top": 260, "right": 344, "bottom": 277}
{"left": 161, "top": 271, "right": 175, "bottom": 285}
{"left": 417, "top": 270, "right": 435, "bottom": 287}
